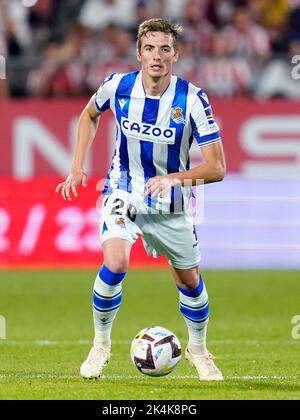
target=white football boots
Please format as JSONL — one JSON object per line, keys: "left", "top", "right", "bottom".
{"left": 185, "top": 348, "right": 224, "bottom": 381}
{"left": 80, "top": 346, "right": 110, "bottom": 379}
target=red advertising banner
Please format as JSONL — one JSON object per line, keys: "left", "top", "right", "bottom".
{"left": 1, "top": 98, "right": 300, "bottom": 268}
{"left": 1, "top": 99, "right": 300, "bottom": 179}
{"left": 0, "top": 99, "right": 110, "bottom": 179}
{"left": 212, "top": 99, "right": 300, "bottom": 177}
{"left": 0, "top": 177, "right": 167, "bottom": 268}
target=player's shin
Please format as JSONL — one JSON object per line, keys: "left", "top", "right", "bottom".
{"left": 177, "top": 275, "right": 209, "bottom": 356}
{"left": 92, "top": 265, "right": 126, "bottom": 349}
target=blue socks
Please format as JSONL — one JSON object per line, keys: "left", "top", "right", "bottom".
{"left": 93, "top": 265, "right": 126, "bottom": 348}
{"left": 177, "top": 275, "right": 209, "bottom": 355}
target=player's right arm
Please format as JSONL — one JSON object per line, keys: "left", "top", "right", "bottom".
{"left": 55, "top": 94, "right": 101, "bottom": 201}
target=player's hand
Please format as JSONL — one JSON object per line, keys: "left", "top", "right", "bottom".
{"left": 145, "top": 175, "right": 181, "bottom": 199}
{"left": 55, "top": 172, "right": 88, "bottom": 201}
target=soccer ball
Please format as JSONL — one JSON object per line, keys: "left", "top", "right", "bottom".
{"left": 130, "top": 326, "right": 182, "bottom": 377}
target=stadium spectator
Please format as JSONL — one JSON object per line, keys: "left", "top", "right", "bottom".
{"left": 249, "top": 0, "right": 290, "bottom": 52}
{"left": 26, "top": 0, "right": 53, "bottom": 55}
{"left": 79, "top": 0, "right": 137, "bottom": 32}
{"left": 223, "top": 7, "right": 271, "bottom": 59}
{"left": 86, "top": 27, "right": 137, "bottom": 91}
{"left": 46, "top": 0, "right": 85, "bottom": 42}
{"left": 249, "top": 0, "right": 289, "bottom": 31}
{"left": 0, "top": 0, "right": 32, "bottom": 55}
{"left": 0, "top": 0, "right": 298, "bottom": 98}
{"left": 27, "top": 27, "right": 87, "bottom": 97}
{"left": 287, "top": 4, "right": 300, "bottom": 37}
{"left": 255, "top": 37, "right": 300, "bottom": 99}
{"left": 152, "top": 0, "right": 188, "bottom": 22}
{"left": 179, "top": 0, "right": 214, "bottom": 55}
{"left": 80, "top": 22, "right": 119, "bottom": 66}
{"left": 173, "top": 36, "right": 198, "bottom": 85}
{"left": 129, "top": 0, "right": 154, "bottom": 39}
{"left": 3, "top": 20, "right": 23, "bottom": 57}
{"left": 197, "top": 30, "right": 254, "bottom": 97}
{"left": 205, "top": 0, "right": 237, "bottom": 28}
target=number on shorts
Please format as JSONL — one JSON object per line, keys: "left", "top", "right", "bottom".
{"left": 127, "top": 203, "right": 137, "bottom": 222}
{"left": 110, "top": 198, "right": 125, "bottom": 216}
{"left": 110, "top": 198, "right": 137, "bottom": 222}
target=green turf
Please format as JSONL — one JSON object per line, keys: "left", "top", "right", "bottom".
{"left": 0, "top": 269, "right": 299, "bottom": 400}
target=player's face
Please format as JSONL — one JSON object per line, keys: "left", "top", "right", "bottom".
{"left": 137, "top": 32, "right": 178, "bottom": 80}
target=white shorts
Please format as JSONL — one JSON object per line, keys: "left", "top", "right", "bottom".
{"left": 100, "top": 190, "right": 201, "bottom": 269}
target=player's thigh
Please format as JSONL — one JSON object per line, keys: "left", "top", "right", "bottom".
{"left": 103, "top": 238, "right": 132, "bottom": 273}
{"left": 170, "top": 265, "right": 200, "bottom": 289}
{"left": 143, "top": 211, "right": 201, "bottom": 270}
{"left": 100, "top": 190, "right": 142, "bottom": 244}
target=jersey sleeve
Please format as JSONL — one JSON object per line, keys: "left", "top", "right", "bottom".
{"left": 94, "top": 73, "right": 117, "bottom": 114}
{"left": 190, "top": 89, "right": 221, "bottom": 147}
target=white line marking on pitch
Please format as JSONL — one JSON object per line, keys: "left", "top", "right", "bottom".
{"left": 1, "top": 339, "right": 299, "bottom": 346}
{"left": 0, "top": 374, "right": 298, "bottom": 381}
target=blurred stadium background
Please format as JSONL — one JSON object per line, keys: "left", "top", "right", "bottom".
{"left": 1, "top": 0, "right": 300, "bottom": 268}
{"left": 0, "top": 0, "right": 300, "bottom": 400}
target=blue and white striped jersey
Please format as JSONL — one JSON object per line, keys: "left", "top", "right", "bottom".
{"left": 94, "top": 70, "right": 221, "bottom": 213}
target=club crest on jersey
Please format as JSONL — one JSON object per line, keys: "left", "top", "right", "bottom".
{"left": 171, "top": 107, "right": 186, "bottom": 124}
{"left": 115, "top": 217, "right": 126, "bottom": 227}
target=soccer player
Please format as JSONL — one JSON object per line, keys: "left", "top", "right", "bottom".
{"left": 56, "top": 18, "right": 226, "bottom": 381}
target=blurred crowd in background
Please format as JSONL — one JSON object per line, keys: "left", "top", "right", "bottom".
{"left": 1, "top": 0, "right": 300, "bottom": 99}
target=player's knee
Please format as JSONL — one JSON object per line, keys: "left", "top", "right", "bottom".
{"left": 104, "top": 257, "right": 129, "bottom": 273}
{"left": 179, "top": 278, "right": 199, "bottom": 290}
{"left": 175, "top": 268, "right": 199, "bottom": 290}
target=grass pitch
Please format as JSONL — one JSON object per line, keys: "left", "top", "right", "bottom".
{"left": 0, "top": 269, "right": 299, "bottom": 400}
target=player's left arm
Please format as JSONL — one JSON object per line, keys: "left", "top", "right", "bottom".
{"left": 145, "top": 141, "right": 226, "bottom": 198}
{"left": 175, "top": 140, "right": 226, "bottom": 185}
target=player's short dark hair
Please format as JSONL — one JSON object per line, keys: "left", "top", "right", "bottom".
{"left": 136, "top": 18, "right": 183, "bottom": 53}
